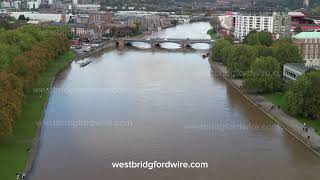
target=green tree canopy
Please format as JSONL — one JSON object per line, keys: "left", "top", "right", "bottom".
{"left": 220, "top": 45, "right": 235, "bottom": 66}
{"left": 243, "top": 31, "right": 273, "bottom": 47}
{"left": 284, "top": 71, "right": 320, "bottom": 119}
{"left": 0, "top": 25, "right": 70, "bottom": 136}
{"left": 211, "top": 39, "right": 232, "bottom": 62}
{"left": 272, "top": 41, "right": 302, "bottom": 67}
{"left": 210, "top": 16, "right": 221, "bottom": 30}
{"left": 243, "top": 57, "right": 282, "bottom": 93}
{"left": 227, "top": 45, "right": 258, "bottom": 78}
{"left": 256, "top": 45, "right": 273, "bottom": 57}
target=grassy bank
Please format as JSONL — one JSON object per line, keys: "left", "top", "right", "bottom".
{"left": 0, "top": 51, "right": 75, "bottom": 180}
{"left": 265, "top": 93, "right": 320, "bottom": 135}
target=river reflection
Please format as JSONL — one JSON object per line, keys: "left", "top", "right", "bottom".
{"left": 28, "top": 22, "right": 320, "bottom": 180}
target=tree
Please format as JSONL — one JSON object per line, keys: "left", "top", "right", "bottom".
{"left": 243, "top": 57, "right": 282, "bottom": 93}
{"left": 227, "top": 45, "right": 258, "bottom": 78}
{"left": 256, "top": 45, "right": 273, "bottom": 57}
{"left": 211, "top": 39, "right": 232, "bottom": 62}
{"left": 18, "top": 15, "right": 26, "bottom": 21}
{"left": 0, "top": 70, "right": 24, "bottom": 135}
{"left": 0, "top": 19, "right": 11, "bottom": 30}
{"left": 0, "top": 25, "right": 71, "bottom": 136}
{"left": 243, "top": 31, "right": 273, "bottom": 47}
{"left": 272, "top": 41, "right": 302, "bottom": 67}
{"left": 210, "top": 16, "right": 221, "bottom": 31}
{"left": 0, "top": 44, "right": 21, "bottom": 69}
{"left": 284, "top": 71, "right": 320, "bottom": 119}
{"left": 207, "top": 28, "right": 217, "bottom": 39}
{"left": 255, "top": 0, "right": 303, "bottom": 9}
{"left": 220, "top": 45, "right": 235, "bottom": 66}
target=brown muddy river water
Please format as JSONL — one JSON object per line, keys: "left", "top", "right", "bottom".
{"left": 28, "top": 22, "right": 320, "bottom": 180}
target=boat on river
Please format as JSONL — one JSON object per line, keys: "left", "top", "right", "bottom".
{"left": 80, "top": 61, "right": 92, "bottom": 67}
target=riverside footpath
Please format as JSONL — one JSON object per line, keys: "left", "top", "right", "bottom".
{"left": 210, "top": 61, "right": 320, "bottom": 157}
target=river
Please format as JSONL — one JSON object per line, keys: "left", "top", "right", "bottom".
{"left": 29, "top": 22, "right": 320, "bottom": 180}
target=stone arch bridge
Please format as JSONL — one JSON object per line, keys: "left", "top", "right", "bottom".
{"left": 116, "top": 38, "right": 214, "bottom": 48}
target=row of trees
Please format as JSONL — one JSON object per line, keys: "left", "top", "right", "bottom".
{"left": 211, "top": 31, "right": 320, "bottom": 120}
{"left": 212, "top": 31, "right": 302, "bottom": 92}
{"left": 0, "top": 25, "right": 70, "bottom": 135}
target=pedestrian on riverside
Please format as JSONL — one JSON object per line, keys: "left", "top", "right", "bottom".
{"left": 16, "top": 172, "right": 20, "bottom": 179}
{"left": 21, "top": 172, "right": 26, "bottom": 179}
{"left": 303, "top": 123, "right": 307, "bottom": 132}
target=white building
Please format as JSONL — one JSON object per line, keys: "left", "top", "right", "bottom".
{"left": 283, "top": 64, "right": 309, "bottom": 81}
{"left": 234, "top": 14, "right": 273, "bottom": 41}
{"left": 1, "top": 1, "right": 11, "bottom": 8}
{"left": 10, "top": 12, "right": 65, "bottom": 22}
{"left": 74, "top": 4, "right": 100, "bottom": 11}
{"left": 13, "top": 1, "right": 21, "bottom": 10}
{"left": 233, "top": 11, "right": 290, "bottom": 41}
{"left": 27, "top": 1, "right": 40, "bottom": 9}
{"left": 283, "top": 63, "right": 320, "bottom": 81}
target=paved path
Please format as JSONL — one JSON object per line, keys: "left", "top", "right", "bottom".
{"left": 212, "top": 62, "right": 320, "bottom": 156}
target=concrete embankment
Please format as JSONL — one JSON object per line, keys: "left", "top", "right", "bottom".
{"left": 210, "top": 61, "right": 320, "bottom": 157}
{"left": 74, "top": 40, "right": 116, "bottom": 60}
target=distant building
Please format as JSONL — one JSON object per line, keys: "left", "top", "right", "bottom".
{"left": 1, "top": 1, "right": 11, "bottom": 8}
{"left": 303, "top": 0, "right": 309, "bottom": 7}
{"left": 283, "top": 32, "right": 320, "bottom": 81}
{"left": 88, "top": 11, "right": 113, "bottom": 27}
{"left": 74, "top": 4, "right": 100, "bottom": 12}
{"left": 218, "top": 11, "right": 234, "bottom": 33}
{"left": 145, "top": 15, "right": 161, "bottom": 31}
{"left": 233, "top": 10, "right": 290, "bottom": 41}
{"left": 289, "top": 12, "right": 320, "bottom": 33}
{"left": 127, "top": 16, "right": 145, "bottom": 30}
{"left": 293, "top": 32, "right": 320, "bottom": 67}
{"left": 273, "top": 12, "right": 291, "bottom": 39}
{"left": 13, "top": 1, "right": 21, "bottom": 10}
{"left": 76, "top": 14, "right": 89, "bottom": 24}
{"left": 48, "top": 22, "right": 88, "bottom": 36}
{"left": 9, "top": 12, "right": 66, "bottom": 22}
{"left": 27, "top": 1, "right": 40, "bottom": 10}
{"left": 144, "top": 15, "right": 171, "bottom": 31}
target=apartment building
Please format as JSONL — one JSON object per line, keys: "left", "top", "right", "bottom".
{"left": 234, "top": 11, "right": 290, "bottom": 41}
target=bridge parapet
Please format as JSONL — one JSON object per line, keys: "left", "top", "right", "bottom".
{"left": 122, "top": 38, "right": 214, "bottom": 47}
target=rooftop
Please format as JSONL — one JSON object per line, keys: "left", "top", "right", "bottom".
{"left": 285, "top": 63, "right": 320, "bottom": 73}
{"left": 288, "top": 12, "right": 305, "bottom": 17}
{"left": 293, "top": 32, "right": 320, "bottom": 39}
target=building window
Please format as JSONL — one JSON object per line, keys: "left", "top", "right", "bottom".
{"left": 285, "top": 69, "right": 297, "bottom": 79}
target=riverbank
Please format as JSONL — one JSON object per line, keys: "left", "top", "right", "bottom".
{"left": 0, "top": 51, "right": 76, "bottom": 180}
{"left": 210, "top": 61, "right": 320, "bottom": 157}
{"left": 73, "top": 40, "right": 116, "bottom": 60}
